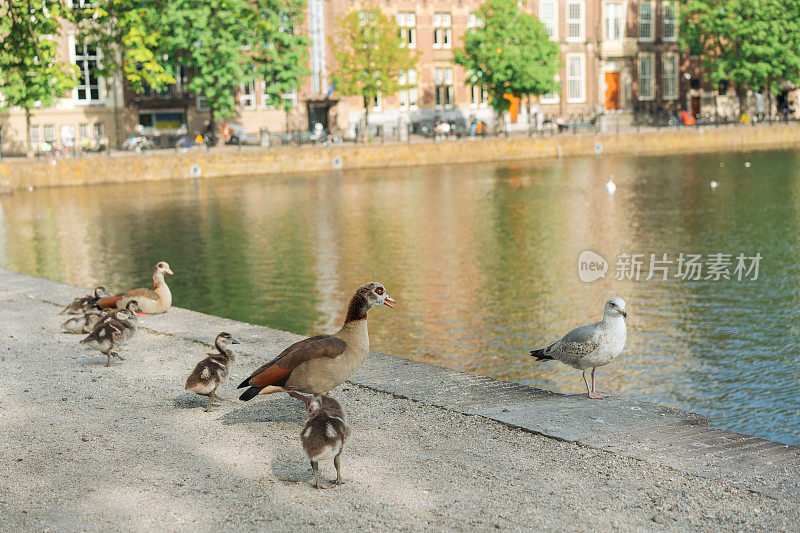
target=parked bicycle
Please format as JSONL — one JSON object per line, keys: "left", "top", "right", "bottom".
{"left": 122, "top": 135, "right": 155, "bottom": 152}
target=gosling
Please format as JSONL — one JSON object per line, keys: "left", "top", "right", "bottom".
{"left": 60, "top": 286, "right": 110, "bottom": 315}
{"left": 79, "top": 301, "right": 140, "bottom": 366}
{"left": 185, "top": 332, "right": 239, "bottom": 411}
{"left": 301, "top": 395, "right": 351, "bottom": 489}
{"left": 62, "top": 307, "right": 104, "bottom": 334}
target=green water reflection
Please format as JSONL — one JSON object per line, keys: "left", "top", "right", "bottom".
{"left": 2, "top": 149, "right": 799, "bottom": 444}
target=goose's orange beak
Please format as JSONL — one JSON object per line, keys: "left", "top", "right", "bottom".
{"left": 165, "top": 268, "right": 174, "bottom": 275}
{"left": 384, "top": 296, "right": 396, "bottom": 308}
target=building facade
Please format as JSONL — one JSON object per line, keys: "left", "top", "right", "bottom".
{"left": 1, "top": 1, "right": 769, "bottom": 156}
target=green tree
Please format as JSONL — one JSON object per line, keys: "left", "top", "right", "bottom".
{"left": 160, "top": 0, "right": 255, "bottom": 143}
{"left": 71, "top": 0, "right": 175, "bottom": 148}
{"left": 454, "top": 0, "right": 560, "bottom": 115}
{"left": 330, "top": 7, "right": 417, "bottom": 139}
{"left": 679, "top": 0, "right": 800, "bottom": 117}
{"left": 250, "top": 0, "right": 311, "bottom": 119}
{"left": 161, "top": 0, "right": 310, "bottom": 143}
{"left": 0, "top": 0, "right": 76, "bottom": 156}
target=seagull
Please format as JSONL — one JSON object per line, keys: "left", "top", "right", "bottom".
{"left": 529, "top": 297, "right": 627, "bottom": 399}
{"left": 605, "top": 175, "right": 616, "bottom": 194}
{"left": 745, "top": 161, "right": 751, "bottom": 168}
{"left": 710, "top": 181, "right": 719, "bottom": 189}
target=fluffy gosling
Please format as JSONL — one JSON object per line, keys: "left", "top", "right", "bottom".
{"left": 185, "top": 332, "right": 239, "bottom": 411}
{"left": 301, "top": 395, "right": 351, "bottom": 489}
{"left": 79, "top": 301, "right": 140, "bottom": 366}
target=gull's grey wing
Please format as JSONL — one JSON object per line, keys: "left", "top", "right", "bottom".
{"left": 544, "top": 322, "right": 601, "bottom": 366}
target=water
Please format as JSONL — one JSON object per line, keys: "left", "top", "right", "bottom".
{"left": 1, "top": 149, "right": 798, "bottom": 444}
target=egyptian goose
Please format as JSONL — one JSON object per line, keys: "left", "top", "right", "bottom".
{"left": 97, "top": 262, "right": 173, "bottom": 315}
{"left": 238, "top": 282, "right": 395, "bottom": 405}
{"left": 185, "top": 332, "right": 240, "bottom": 411}
{"left": 80, "top": 301, "right": 141, "bottom": 366}
{"left": 530, "top": 297, "right": 627, "bottom": 399}
{"left": 301, "top": 395, "right": 351, "bottom": 489}
{"left": 60, "top": 286, "right": 110, "bottom": 315}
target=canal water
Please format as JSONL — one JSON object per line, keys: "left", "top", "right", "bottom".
{"left": 1, "top": 149, "right": 798, "bottom": 444}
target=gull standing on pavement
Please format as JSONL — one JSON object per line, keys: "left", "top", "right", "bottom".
{"left": 529, "top": 297, "right": 627, "bottom": 399}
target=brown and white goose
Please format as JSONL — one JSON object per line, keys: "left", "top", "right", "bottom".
{"left": 238, "top": 282, "right": 395, "bottom": 405}
{"left": 97, "top": 262, "right": 174, "bottom": 315}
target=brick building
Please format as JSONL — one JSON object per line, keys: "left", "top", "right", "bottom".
{"left": 0, "top": 1, "right": 762, "bottom": 156}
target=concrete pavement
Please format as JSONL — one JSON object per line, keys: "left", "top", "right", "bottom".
{"left": 1, "top": 268, "right": 798, "bottom": 531}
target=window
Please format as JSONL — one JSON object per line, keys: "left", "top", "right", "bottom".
{"left": 541, "top": 78, "right": 560, "bottom": 104}
{"left": 282, "top": 92, "right": 298, "bottom": 108}
{"left": 371, "top": 93, "right": 382, "bottom": 110}
{"left": 30, "top": 126, "right": 40, "bottom": 147}
{"left": 196, "top": 95, "right": 209, "bottom": 111}
{"left": 662, "top": 2, "right": 677, "bottom": 41}
{"left": 262, "top": 80, "right": 274, "bottom": 108}
{"left": 662, "top": 53, "right": 678, "bottom": 100}
{"left": 467, "top": 12, "right": 484, "bottom": 32}
{"left": 239, "top": 81, "right": 255, "bottom": 109}
{"left": 61, "top": 125, "right": 76, "bottom": 147}
{"left": 69, "top": 0, "right": 94, "bottom": 8}
{"left": 93, "top": 123, "right": 104, "bottom": 140}
{"left": 638, "top": 53, "right": 654, "bottom": 100}
{"left": 357, "top": 10, "right": 375, "bottom": 25}
{"left": 566, "top": 1, "right": 585, "bottom": 42}
{"left": 397, "top": 12, "right": 416, "bottom": 48}
{"left": 433, "top": 12, "right": 452, "bottom": 49}
{"left": 639, "top": 1, "right": 654, "bottom": 41}
{"left": 79, "top": 123, "right": 90, "bottom": 141}
{"left": 539, "top": 1, "right": 557, "bottom": 40}
{"left": 434, "top": 67, "right": 453, "bottom": 107}
{"left": 470, "top": 85, "right": 488, "bottom": 107}
{"left": 398, "top": 68, "right": 418, "bottom": 109}
{"left": 74, "top": 43, "right": 100, "bottom": 102}
{"left": 43, "top": 125, "right": 55, "bottom": 143}
{"left": 604, "top": 2, "right": 624, "bottom": 40}
{"left": 566, "top": 54, "right": 585, "bottom": 103}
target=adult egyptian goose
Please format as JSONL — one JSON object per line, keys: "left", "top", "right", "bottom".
{"left": 80, "top": 301, "right": 141, "bottom": 366}
{"left": 530, "top": 297, "right": 627, "bottom": 399}
{"left": 97, "top": 262, "right": 174, "bottom": 315}
{"left": 185, "top": 332, "right": 240, "bottom": 411}
{"left": 238, "top": 282, "right": 395, "bottom": 405}
{"left": 60, "top": 286, "right": 110, "bottom": 315}
{"left": 301, "top": 395, "right": 351, "bottom": 489}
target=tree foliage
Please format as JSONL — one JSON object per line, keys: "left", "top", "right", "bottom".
{"left": 249, "top": 0, "right": 311, "bottom": 113}
{"left": 330, "top": 7, "right": 417, "bottom": 130}
{"left": 0, "top": 0, "right": 76, "bottom": 155}
{"left": 161, "top": 0, "right": 252, "bottom": 132}
{"left": 679, "top": 0, "right": 800, "bottom": 112}
{"left": 72, "top": 0, "right": 174, "bottom": 93}
{"left": 454, "top": 0, "right": 561, "bottom": 112}
{"left": 161, "top": 0, "right": 311, "bottom": 138}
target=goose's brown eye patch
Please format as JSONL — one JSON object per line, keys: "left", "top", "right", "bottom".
{"left": 376, "top": 287, "right": 384, "bottom": 295}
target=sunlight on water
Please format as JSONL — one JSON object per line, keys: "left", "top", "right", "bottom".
{"left": 2, "top": 149, "right": 799, "bottom": 444}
